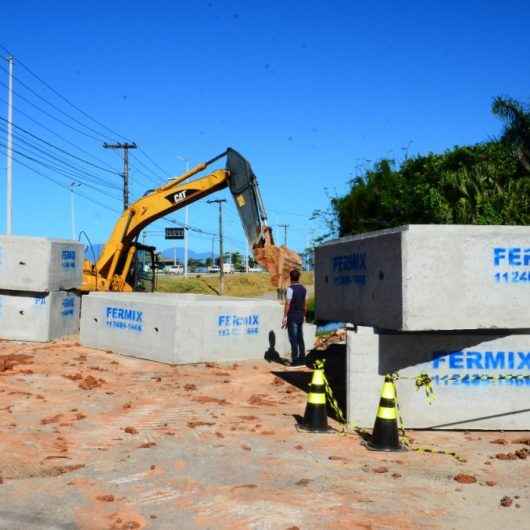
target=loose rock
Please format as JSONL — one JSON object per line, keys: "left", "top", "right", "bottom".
{"left": 454, "top": 473, "right": 477, "bottom": 484}
{"left": 500, "top": 496, "right": 513, "bottom": 507}
{"left": 96, "top": 494, "right": 114, "bottom": 502}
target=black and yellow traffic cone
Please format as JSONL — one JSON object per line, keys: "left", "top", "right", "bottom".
{"left": 298, "top": 364, "right": 331, "bottom": 433}
{"left": 365, "top": 375, "right": 405, "bottom": 451}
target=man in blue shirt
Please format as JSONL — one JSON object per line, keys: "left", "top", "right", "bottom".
{"left": 282, "top": 269, "right": 307, "bottom": 366}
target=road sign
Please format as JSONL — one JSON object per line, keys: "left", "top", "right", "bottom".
{"left": 165, "top": 227, "right": 185, "bottom": 240}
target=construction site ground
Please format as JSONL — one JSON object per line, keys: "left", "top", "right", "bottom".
{"left": 0, "top": 338, "right": 529, "bottom": 530}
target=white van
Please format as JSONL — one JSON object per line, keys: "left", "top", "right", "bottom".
{"left": 166, "top": 264, "right": 184, "bottom": 275}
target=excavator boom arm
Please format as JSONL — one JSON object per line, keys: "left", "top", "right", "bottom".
{"left": 82, "top": 148, "right": 300, "bottom": 292}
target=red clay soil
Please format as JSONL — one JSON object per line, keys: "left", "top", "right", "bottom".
{"left": 0, "top": 337, "right": 529, "bottom": 530}
{"left": 0, "top": 353, "right": 33, "bottom": 372}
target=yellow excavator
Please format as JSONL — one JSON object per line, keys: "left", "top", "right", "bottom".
{"left": 81, "top": 148, "right": 301, "bottom": 292}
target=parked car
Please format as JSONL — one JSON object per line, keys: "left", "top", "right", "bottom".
{"left": 166, "top": 265, "right": 184, "bottom": 275}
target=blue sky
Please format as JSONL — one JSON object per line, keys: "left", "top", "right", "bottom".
{"left": 0, "top": 0, "right": 529, "bottom": 255}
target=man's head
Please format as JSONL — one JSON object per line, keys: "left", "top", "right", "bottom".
{"left": 290, "top": 269, "right": 301, "bottom": 283}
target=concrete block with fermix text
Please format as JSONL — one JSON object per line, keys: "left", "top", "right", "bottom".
{"left": 316, "top": 225, "right": 530, "bottom": 331}
{"left": 346, "top": 327, "right": 530, "bottom": 430}
{"left": 0, "top": 290, "right": 81, "bottom": 342}
{"left": 0, "top": 236, "right": 84, "bottom": 292}
{"left": 80, "top": 292, "right": 316, "bottom": 364}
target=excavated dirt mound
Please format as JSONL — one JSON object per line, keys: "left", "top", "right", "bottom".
{"left": 0, "top": 354, "right": 34, "bottom": 372}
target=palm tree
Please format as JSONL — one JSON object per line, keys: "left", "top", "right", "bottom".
{"left": 492, "top": 96, "right": 530, "bottom": 172}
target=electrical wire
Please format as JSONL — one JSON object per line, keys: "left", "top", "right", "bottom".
{"left": 138, "top": 147, "right": 171, "bottom": 178}
{"left": 0, "top": 139, "right": 123, "bottom": 200}
{"left": 0, "top": 43, "right": 134, "bottom": 143}
{"left": 0, "top": 116, "right": 122, "bottom": 176}
{"left": 0, "top": 124, "right": 123, "bottom": 191}
{"left": 0, "top": 78, "right": 107, "bottom": 143}
{"left": 0, "top": 47, "right": 183, "bottom": 197}
{"left": 0, "top": 93, "right": 121, "bottom": 174}
{"left": 129, "top": 152, "right": 167, "bottom": 184}
{"left": 11, "top": 156, "right": 122, "bottom": 214}
{"left": 0, "top": 46, "right": 247, "bottom": 248}
{"left": 0, "top": 62, "right": 113, "bottom": 143}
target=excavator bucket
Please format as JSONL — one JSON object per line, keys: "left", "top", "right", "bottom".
{"left": 254, "top": 240, "right": 302, "bottom": 291}
{"left": 227, "top": 148, "right": 302, "bottom": 290}
{"left": 226, "top": 148, "right": 267, "bottom": 249}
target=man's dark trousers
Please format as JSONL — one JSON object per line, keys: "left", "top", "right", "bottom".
{"left": 287, "top": 320, "right": 305, "bottom": 364}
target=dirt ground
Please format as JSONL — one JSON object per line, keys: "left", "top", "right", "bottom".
{"left": 0, "top": 338, "right": 529, "bottom": 530}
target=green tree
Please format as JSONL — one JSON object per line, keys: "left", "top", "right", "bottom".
{"left": 325, "top": 97, "right": 530, "bottom": 237}
{"left": 332, "top": 141, "right": 529, "bottom": 236}
{"left": 492, "top": 96, "right": 530, "bottom": 172}
{"left": 230, "top": 251, "right": 243, "bottom": 270}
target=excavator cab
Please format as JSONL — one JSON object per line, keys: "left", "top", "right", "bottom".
{"left": 126, "top": 243, "right": 157, "bottom": 292}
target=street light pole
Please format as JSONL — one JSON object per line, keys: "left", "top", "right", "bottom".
{"left": 208, "top": 199, "right": 226, "bottom": 295}
{"left": 177, "top": 156, "right": 191, "bottom": 277}
{"left": 5, "top": 55, "right": 14, "bottom": 234}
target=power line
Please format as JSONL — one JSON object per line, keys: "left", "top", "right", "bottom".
{"left": 0, "top": 139, "right": 123, "bottom": 200}
{"left": 0, "top": 46, "right": 178, "bottom": 198}
{"left": 0, "top": 78, "right": 107, "bottom": 143}
{"left": 0, "top": 116, "right": 122, "bottom": 177}
{"left": 0, "top": 93, "right": 122, "bottom": 174}
{"left": 137, "top": 147, "right": 171, "bottom": 178}
{"left": 0, "top": 46, "right": 178, "bottom": 191}
{"left": 3, "top": 143, "right": 229, "bottom": 239}
{"left": 0, "top": 46, "right": 248, "bottom": 246}
{"left": 0, "top": 62, "right": 112, "bottom": 142}
{"left": 130, "top": 152, "right": 167, "bottom": 185}
{"left": 0, "top": 43, "right": 133, "bottom": 144}
{"left": 12, "top": 156, "right": 122, "bottom": 214}
{"left": 0, "top": 123, "right": 122, "bottom": 191}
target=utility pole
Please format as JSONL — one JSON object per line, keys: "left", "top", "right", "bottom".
{"left": 69, "top": 182, "right": 81, "bottom": 240}
{"left": 278, "top": 224, "right": 289, "bottom": 246}
{"left": 103, "top": 142, "right": 137, "bottom": 210}
{"left": 208, "top": 199, "right": 226, "bottom": 295}
{"left": 177, "top": 156, "right": 191, "bottom": 277}
{"left": 5, "top": 55, "right": 14, "bottom": 234}
{"left": 210, "top": 235, "right": 216, "bottom": 268}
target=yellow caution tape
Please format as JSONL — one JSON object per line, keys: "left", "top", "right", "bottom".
{"left": 392, "top": 372, "right": 435, "bottom": 404}
{"left": 391, "top": 374, "right": 466, "bottom": 463}
{"left": 312, "top": 360, "right": 465, "bottom": 463}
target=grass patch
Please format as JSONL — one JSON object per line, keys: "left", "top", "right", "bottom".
{"left": 156, "top": 272, "right": 314, "bottom": 298}
{"left": 306, "top": 296, "right": 316, "bottom": 323}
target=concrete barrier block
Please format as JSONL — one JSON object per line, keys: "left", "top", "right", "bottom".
{"left": 0, "top": 290, "right": 81, "bottom": 342}
{"left": 80, "top": 293, "right": 316, "bottom": 364}
{"left": 316, "top": 225, "right": 530, "bottom": 331}
{"left": 0, "top": 236, "right": 84, "bottom": 292}
{"left": 346, "top": 327, "right": 530, "bottom": 430}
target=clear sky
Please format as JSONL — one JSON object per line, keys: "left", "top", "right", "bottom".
{"left": 0, "top": 0, "right": 529, "bottom": 255}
